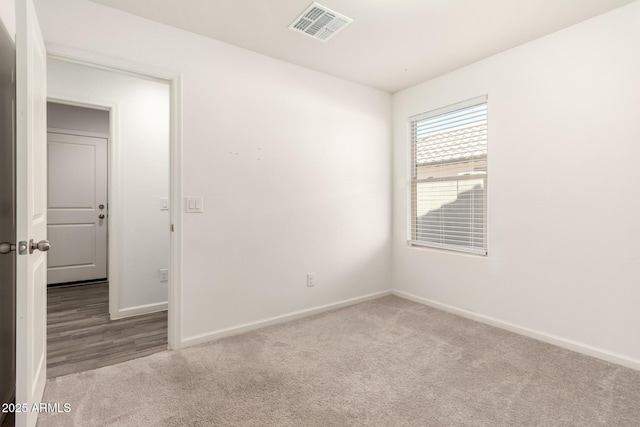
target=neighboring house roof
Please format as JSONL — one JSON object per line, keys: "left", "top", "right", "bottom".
{"left": 416, "top": 124, "right": 488, "bottom": 166}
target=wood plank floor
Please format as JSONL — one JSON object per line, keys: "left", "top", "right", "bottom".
{"left": 47, "top": 282, "right": 167, "bottom": 378}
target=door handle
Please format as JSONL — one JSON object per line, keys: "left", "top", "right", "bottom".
{"left": 99, "top": 214, "right": 105, "bottom": 219}
{"left": 29, "top": 239, "right": 51, "bottom": 254}
{"left": 0, "top": 241, "right": 28, "bottom": 255}
{"left": 0, "top": 242, "right": 16, "bottom": 254}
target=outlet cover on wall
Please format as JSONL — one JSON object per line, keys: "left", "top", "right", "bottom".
{"left": 307, "top": 273, "right": 315, "bottom": 287}
{"left": 159, "top": 268, "right": 168, "bottom": 282}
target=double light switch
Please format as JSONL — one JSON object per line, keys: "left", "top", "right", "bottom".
{"left": 185, "top": 197, "right": 204, "bottom": 213}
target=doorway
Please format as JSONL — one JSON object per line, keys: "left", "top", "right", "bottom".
{"left": 45, "top": 62, "right": 173, "bottom": 377}
{"left": 47, "top": 103, "right": 109, "bottom": 286}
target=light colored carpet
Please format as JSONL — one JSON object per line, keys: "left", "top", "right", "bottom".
{"left": 38, "top": 296, "right": 640, "bottom": 426}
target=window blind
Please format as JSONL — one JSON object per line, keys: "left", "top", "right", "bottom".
{"left": 408, "top": 96, "right": 488, "bottom": 255}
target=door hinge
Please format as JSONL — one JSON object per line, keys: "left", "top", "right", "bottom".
{"left": 171, "top": 224, "right": 174, "bottom": 232}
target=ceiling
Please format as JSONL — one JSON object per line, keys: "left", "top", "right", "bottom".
{"left": 88, "top": 0, "right": 635, "bottom": 93}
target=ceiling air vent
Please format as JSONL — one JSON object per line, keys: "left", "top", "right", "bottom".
{"left": 289, "top": 2, "right": 353, "bottom": 42}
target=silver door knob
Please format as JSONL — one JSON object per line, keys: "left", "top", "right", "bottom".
{"left": 0, "top": 242, "right": 16, "bottom": 254}
{"left": 1, "top": 241, "right": 28, "bottom": 255}
{"left": 29, "top": 239, "right": 51, "bottom": 254}
{"left": 99, "top": 214, "right": 105, "bottom": 219}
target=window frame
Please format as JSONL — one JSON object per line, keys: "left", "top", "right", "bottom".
{"left": 407, "top": 95, "right": 488, "bottom": 256}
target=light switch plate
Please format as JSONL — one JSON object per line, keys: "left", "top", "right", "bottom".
{"left": 160, "top": 197, "right": 169, "bottom": 211}
{"left": 185, "top": 197, "right": 204, "bottom": 213}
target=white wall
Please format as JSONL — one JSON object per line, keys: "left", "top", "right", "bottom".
{"left": 392, "top": 1, "right": 640, "bottom": 366}
{"left": 35, "top": 0, "right": 392, "bottom": 343}
{"left": 0, "top": 0, "right": 14, "bottom": 42}
{"left": 47, "top": 59, "right": 170, "bottom": 314}
{"left": 48, "top": 102, "right": 110, "bottom": 134}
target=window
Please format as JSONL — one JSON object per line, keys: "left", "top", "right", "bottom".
{"left": 408, "top": 96, "right": 488, "bottom": 255}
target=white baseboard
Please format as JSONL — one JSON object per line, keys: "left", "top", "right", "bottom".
{"left": 111, "top": 301, "right": 168, "bottom": 320}
{"left": 392, "top": 290, "right": 640, "bottom": 372}
{"left": 181, "top": 290, "right": 392, "bottom": 348}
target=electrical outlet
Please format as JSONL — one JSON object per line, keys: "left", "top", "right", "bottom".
{"left": 159, "top": 268, "right": 169, "bottom": 282}
{"left": 307, "top": 273, "right": 315, "bottom": 287}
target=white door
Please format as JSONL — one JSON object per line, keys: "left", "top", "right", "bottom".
{"left": 47, "top": 132, "right": 108, "bottom": 284}
{"left": 15, "top": 0, "right": 48, "bottom": 426}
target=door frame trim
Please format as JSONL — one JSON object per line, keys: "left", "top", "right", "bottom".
{"left": 45, "top": 45, "right": 184, "bottom": 350}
